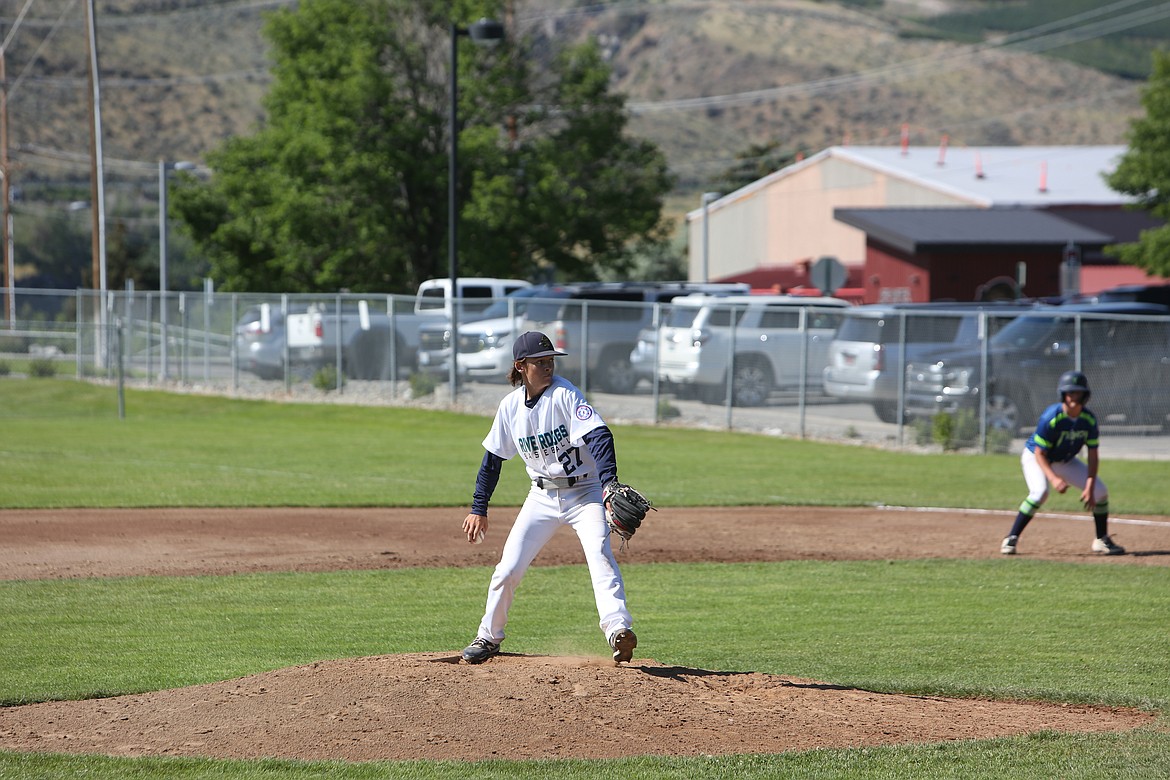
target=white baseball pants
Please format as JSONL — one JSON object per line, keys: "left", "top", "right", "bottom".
{"left": 1020, "top": 448, "right": 1108, "bottom": 507}
{"left": 476, "top": 483, "right": 632, "bottom": 645}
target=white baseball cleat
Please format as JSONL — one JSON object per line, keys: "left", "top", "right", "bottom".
{"left": 1000, "top": 535, "right": 1018, "bottom": 555}
{"left": 1091, "top": 536, "right": 1126, "bottom": 555}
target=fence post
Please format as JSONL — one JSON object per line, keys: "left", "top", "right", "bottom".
{"left": 75, "top": 289, "right": 84, "bottom": 378}
{"left": 145, "top": 292, "right": 154, "bottom": 385}
{"left": 798, "top": 306, "right": 809, "bottom": 439}
{"left": 203, "top": 278, "right": 213, "bottom": 382}
{"left": 230, "top": 294, "right": 239, "bottom": 393}
{"left": 335, "top": 293, "right": 344, "bottom": 392}
{"left": 580, "top": 300, "right": 589, "bottom": 393}
{"left": 115, "top": 316, "right": 125, "bottom": 420}
{"left": 388, "top": 294, "right": 398, "bottom": 399}
{"left": 282, "top": 294, "right": 291, "bottom": 393}
{"left": 180, "top": 292, "right": 188, "bottom": 385}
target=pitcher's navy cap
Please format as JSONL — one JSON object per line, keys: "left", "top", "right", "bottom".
{"left": 513, "top": 331, "right": 567, "bottom": 361}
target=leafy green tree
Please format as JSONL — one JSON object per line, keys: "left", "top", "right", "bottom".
{"left": 15, "top": 211, "right": 91, "bottom": 289}
{"left": 170, "top": 0, "right": 675, "bottom": 294}
{"left": 1105, "top": 51, "right": 1170, "bottom": 277}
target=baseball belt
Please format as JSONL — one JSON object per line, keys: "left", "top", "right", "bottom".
{"left": 534, "top": 475, "right": 589, "bottom": 489}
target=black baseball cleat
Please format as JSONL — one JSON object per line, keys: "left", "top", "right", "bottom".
{"left": 461, "top": 637, "right": 500, "bottom": 664}
{"left": 609, "top": 629, "right": 637, "bottom": 665}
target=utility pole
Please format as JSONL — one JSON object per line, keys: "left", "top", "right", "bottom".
{"left": 1, "top": 34, "right": 10, "bottom": 327}
{"left": 84, "top": 0, "right": 108, "bottom": 365}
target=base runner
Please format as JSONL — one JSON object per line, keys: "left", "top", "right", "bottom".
{"left": 1001, "top": 370, "right": 1125, "bottom": 556}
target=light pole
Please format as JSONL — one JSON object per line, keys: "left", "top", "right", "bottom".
{"left": 449, "top": 17, "right": 505, "bottom": 402}
{"left": 701, "top": 191, "right": 720, "bottom": 283}
{"left": 159, "top": 159, "right": 195, "bottom": 381}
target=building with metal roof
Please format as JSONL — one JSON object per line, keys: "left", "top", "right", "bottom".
{"left": 685, "top": 144, "right": 1164, "bottom": 301}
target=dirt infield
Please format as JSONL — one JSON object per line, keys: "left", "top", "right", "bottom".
{"left": 1, "top": 505, "right": 1167, "bottom": 762}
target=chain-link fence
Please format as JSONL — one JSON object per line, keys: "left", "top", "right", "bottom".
{"left": 3, "top": 288, "right": 1169, "bottom": 458}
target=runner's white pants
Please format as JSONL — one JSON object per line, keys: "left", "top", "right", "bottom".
{"left": 1021, "top": 448, "right": 1108, "bottom": 507}
{"left": 476, "top": 483, "right": 631, "bottom": 645}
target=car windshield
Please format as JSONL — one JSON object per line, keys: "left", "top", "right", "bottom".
{"left": 666, "top": 305, "right": 704, "bottom": 328}
{"left": 474, "top": 287, "right": 543, "bottom": 319}
{"left": 836, "top": 313, "right": 967, "bottom": 344}
{"left": 835, "top": 317, "right": 884, "bottom": 342}
{"left": 524, "top": 292, "right": 576, "bottom": 322}
{"left": 990, "top": 314, "right": 1068, "bottom": 350}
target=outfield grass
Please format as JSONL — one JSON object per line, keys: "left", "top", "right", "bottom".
{"left": 3, "top": 561, "right": 1167, "bottom": 709}
{"left": 2, "top": 378, "right": 1168, "bottom": 514}
{"left": 1, "top": 379, "right": 1168, "bottom": 778}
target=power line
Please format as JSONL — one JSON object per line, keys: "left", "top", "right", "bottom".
{"left": 4, "top": 0, "right": 1155, "bottom": 175}
{"left": 628, "top": 0, "right": 1168, "bottom": 114}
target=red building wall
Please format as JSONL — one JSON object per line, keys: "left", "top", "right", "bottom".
{"left": 862, "top": 241, "right": 1066, "bottom": 303}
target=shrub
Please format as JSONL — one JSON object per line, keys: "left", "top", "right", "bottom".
{"left": 931, "top": 409, "right": 979, "bottom": 451}
{"left": 656, "top": 399, "right": 681, "bottom": 420}
{"left": 28, "top": 358, "right": 57, "bottom": 378}
{"left": 952, "top": 408, "right": 979, "bottom": 449}
{"left": 0, "top": 360, "right": 10, "bottom": 376}
{"left": 312, "top": 365, "right": 343, "bottom": 393}
{"left": 987, "top": 426, "right": 1015, "bottom": 454}
{"left": 912, "top": 417, "right": 933, "bottom": 446}
{"left": 409, "top": 371, "right": 437, "bottom": 398}
{"left": 932, "top": 412, "right": 956, "bottom": 450}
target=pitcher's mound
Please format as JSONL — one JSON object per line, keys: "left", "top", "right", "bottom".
{"left": 0, "top": 653, "right": 1153, "bottom": 761}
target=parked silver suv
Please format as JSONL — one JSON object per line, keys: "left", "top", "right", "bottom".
{"left": 657, "top": 294, "right": 850, "bottom": 406}
{"left": 520, "top": 283, "right": 738, "bottom": 394}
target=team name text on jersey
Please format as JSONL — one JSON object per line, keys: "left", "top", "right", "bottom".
{"left": 517, "top": 423, "right": 571, "bottom": 454}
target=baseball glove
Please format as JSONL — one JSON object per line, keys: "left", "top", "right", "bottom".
{"left": 603, "top": 481, "right": 656, "bottom": 544}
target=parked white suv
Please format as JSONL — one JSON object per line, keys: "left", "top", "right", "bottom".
{"left": 658, "top": 294, "right": 850, "bottom": 406}
{"left": 518, "top": 282, "right": 748, "bottom": 394}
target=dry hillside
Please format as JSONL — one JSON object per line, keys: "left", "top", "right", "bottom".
{"left": 5, "top": 0, "right": 1144, "bottom": 195}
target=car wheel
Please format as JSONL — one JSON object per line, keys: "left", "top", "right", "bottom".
{"left": 732, "top": 359, "right": 773, "bottom": 407}
{"left": 697, "top": 383, "right": 726, "bottom": 404}
{"left": 872, "top": 401, "right": 903, "bottom": 424}
{"left": 598, "top": 348, "right": 638, "bottom": 394}
{"left": 986, "top": 392, "right": 1024, "bottom": 433}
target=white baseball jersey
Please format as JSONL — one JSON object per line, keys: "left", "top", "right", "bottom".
{"left": 483, "top": 376, "right": 606, "bottom": 483}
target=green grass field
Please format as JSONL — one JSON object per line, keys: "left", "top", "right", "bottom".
{"left": 1, "top": 378, "right": 1168, "bottom": 778}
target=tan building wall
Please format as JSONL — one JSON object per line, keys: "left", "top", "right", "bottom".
{"left": 688, "top": 153, "right": 972, "bottom": 283}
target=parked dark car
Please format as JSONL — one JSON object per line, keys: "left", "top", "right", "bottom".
{"left": 822, "top": 301, "right": 1038, "bottom": 423}
{"left": 1085, "top": 283, "right": 1170, "bottom": 306}
{"left": 904, "top": 302, "right": 1170, "bottom": 432}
